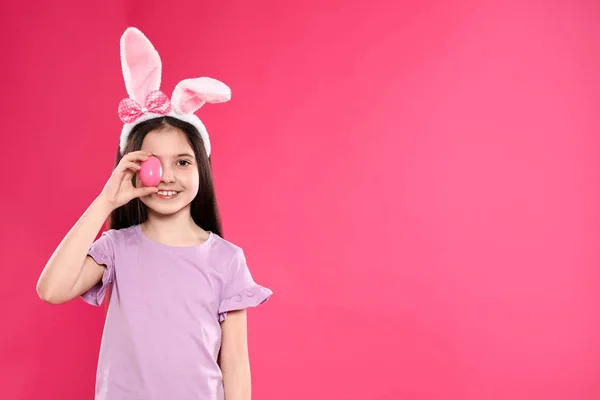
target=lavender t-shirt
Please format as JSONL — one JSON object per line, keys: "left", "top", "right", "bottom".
{"left": 81, "top": 224, "right": 272, "bottom": 400}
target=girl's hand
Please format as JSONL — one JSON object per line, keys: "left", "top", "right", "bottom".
{"left": 98, "top": 150, "right": 158, "bottom": 209}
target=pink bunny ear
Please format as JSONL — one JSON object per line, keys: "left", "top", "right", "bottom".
{"left": 171, "top": 77, "right": 231, "bottom": 115}
{"left": 120, "top": 27, "right": 162, "bottom": 105}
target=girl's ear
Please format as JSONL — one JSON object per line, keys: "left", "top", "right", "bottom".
{"left": 171, "top": 77, "right": 231, "bottom": 115}
{"left": 120, "top": 27, "right": 162, "bottom": 105}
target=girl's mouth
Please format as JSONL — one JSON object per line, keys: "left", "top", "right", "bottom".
{"left": 155, "top": 190, "right": 180, "bottom": 199}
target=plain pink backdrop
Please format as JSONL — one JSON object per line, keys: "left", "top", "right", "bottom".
{"left": 1, "top": 1, "right": 600, "bottom": 399}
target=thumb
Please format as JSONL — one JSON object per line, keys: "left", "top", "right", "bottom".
{"left": 136, "top": 186, "right": 158, "bottom": 198}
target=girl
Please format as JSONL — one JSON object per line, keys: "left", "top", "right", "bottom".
{"left": 35, "top": 27, "right": 272, "bottom": 400}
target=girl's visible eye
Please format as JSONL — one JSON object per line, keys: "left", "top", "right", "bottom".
{"left": 177, "top": 160, "right": 192, "bottom": 167}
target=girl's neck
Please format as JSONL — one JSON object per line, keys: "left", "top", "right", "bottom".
{"left": 141, "top": 207, "right": 209, "bottom": 247}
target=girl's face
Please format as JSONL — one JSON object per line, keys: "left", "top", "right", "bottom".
{"left": 137, "top": 127, "right": 200, "bottom": 217}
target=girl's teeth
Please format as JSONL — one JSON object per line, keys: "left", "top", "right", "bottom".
{"left": 158, "top": 191, "right": 177, "bottom": 196}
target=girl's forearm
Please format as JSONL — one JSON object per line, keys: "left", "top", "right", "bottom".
{"left": 36, "top": 196, "right": 113, "bottom": 303}
{"left": 221, "top": 360, "right": 251, "bottom": 400}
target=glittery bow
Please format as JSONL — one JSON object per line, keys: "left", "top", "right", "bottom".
{"left": 118, "top": 90, "right": 172, "bottom": 123}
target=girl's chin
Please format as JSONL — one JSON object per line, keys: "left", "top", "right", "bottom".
{"left": 141, "top": 197, "right": 193, "bottom": 215}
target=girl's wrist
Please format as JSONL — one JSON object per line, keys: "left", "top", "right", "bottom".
{"left": 93, "top": 195, "right": 117, "bottom": 216}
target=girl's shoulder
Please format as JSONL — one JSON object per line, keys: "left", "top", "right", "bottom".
{"left": 92, "top": 225, "right": 140, "bottom": 250}
{"left": 207, "top": 233, "right": 245, "bottom": 260}
{"left": 99, "top": 225, "right": 139, "bottom": 241}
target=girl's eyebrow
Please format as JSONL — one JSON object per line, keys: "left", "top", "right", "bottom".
{"left": 163, "top": 153, "right": 194, "bottom": 158}
{"left": 152, "top": 152, "right": 195, "bottom": 159}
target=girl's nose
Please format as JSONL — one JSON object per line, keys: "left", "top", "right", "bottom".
{"left": 161, "top": 168, "right": 176, "bottom": 183}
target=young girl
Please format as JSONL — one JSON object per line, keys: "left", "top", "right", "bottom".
{"left": 35, "top": 27, "right": 272, "bottom": 400}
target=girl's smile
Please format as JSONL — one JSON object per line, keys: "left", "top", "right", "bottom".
{"left": 155, "top": 190, "right": 180, "bottom": 199}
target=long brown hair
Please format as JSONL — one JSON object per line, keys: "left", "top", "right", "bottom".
{"left": 107, "top": 116, "right": 223, "bottom": 237}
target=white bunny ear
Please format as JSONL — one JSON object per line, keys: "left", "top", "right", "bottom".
{"left": 171, "top": 77, "right": 231, "bottom": 115}
{"left": 120, "top": 27, "right": 162, "bottom": 104}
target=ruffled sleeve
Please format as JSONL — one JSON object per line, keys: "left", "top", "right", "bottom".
{"left": 81, "top": 231, "right": 115, "bottom": 307}
{"left": 218, "top": 248, "right": 273, "bottom": 322}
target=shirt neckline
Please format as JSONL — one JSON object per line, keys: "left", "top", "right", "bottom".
{"left": 134, "top": 224, "right": 215, "bottom": 252}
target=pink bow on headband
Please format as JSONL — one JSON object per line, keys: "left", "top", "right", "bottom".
{"left": 118, "top": 90, "right": 172, "bottom": 123}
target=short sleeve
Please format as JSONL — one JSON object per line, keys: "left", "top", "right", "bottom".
{"left": 81, "top": 231, "right": 115, "bottom": 307}
{"left": 218, "top": 249, "right": 273, "bottom": 322}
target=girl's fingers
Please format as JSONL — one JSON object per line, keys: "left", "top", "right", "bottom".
{"left": 118, "top": 161, "right": 141, "bottom": 182}
{"left": 120, "top": 161, "right": 142, "bottom": 172}
{"left": 135, "top": 186, "right": 158, "bottom": 198}
{"left": 123, "top": 150, "right": 152, "bottom": 163}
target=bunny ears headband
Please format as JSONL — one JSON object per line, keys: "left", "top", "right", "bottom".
{"left": 117, "top": 27, "right": 231, "bottom": 157}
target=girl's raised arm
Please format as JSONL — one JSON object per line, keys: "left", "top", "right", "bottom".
{"left": 36, "top": 150, "right": 157, "bottom": 305}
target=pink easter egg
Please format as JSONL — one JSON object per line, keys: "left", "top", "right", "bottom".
{"left": 139, "top": 156, "right": 162, "bottom": 187}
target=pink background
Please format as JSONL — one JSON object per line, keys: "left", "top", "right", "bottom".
{"left": 1, "top": 1, "right": 600, "bottom": 399}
